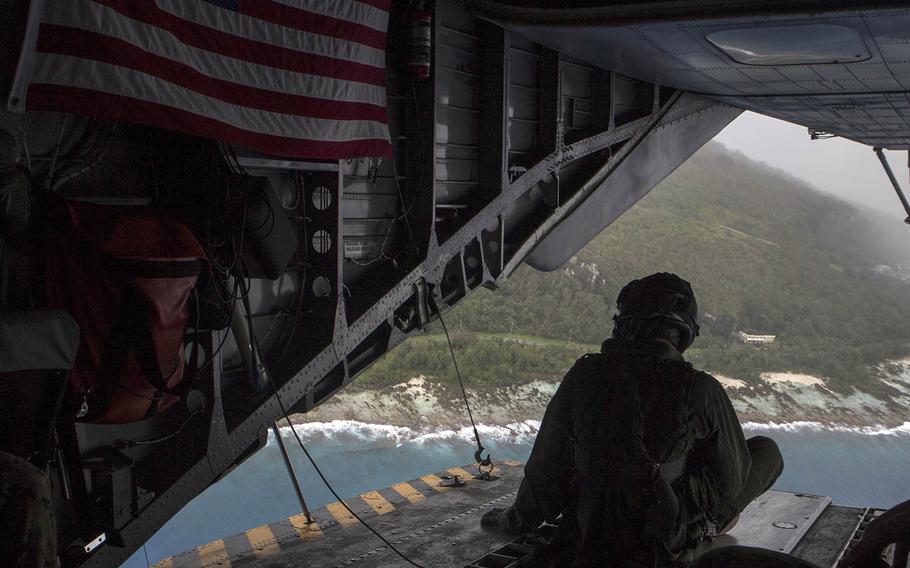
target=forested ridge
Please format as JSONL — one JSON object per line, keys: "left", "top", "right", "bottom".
{"left": 359, "top": 143, "right": 910, "bottom": 395}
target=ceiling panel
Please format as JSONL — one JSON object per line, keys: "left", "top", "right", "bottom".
{"left": 483, "top": 4, "right": 910, "bottom": 148}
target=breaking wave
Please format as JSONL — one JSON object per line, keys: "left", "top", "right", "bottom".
{"left": 273, "top": 419, "right": 543, "bottom": 448}
{"left": 742, "top": 420, "right": 910, "bottom": 436}
{"left": 271, "top": 418, "right": 910, "bottom": 446}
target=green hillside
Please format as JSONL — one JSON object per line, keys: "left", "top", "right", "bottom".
{"left": 360, "top": 143, "right": 910, "bottom": 395}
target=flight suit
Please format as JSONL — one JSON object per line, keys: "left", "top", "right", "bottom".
{"left": 497, "top": 338, "right": 783, "bottom": 563}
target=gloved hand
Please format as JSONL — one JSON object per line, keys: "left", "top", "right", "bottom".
{"left": 481, "top": 508, "right": 507, "bottom": 530}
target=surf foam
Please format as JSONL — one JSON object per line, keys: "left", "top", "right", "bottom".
{"left": 271, "top": 419, "right": 543, "bottom": 448}
{"left": 742, "top": 420, "right": 910, "bottom": 436}
{"left": 268, "top": 417, "right": 910, "bottom": 450}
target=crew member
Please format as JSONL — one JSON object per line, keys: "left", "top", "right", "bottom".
{"left": 481, "top": 273, "right": 783, "bottom": 566}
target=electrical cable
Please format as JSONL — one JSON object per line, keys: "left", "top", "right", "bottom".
{"left": 245, "top": 295, "right": 428, "bottom": 567}
{"left": 195, "top": 148, "right": 274, "bottom": 382}
{"left": 185, "top": 274, "right": 243, "bottom": 380}
{"left": 264, "top": 381, "right": 428, "bottom": 568}
{"left": 197, "top": 179, "right": 249, "bottom": 371}
{"left": 223, "top": 184, "right": 426, "bottom": 566}
{"left": 118, "top": 409, "right": 203, "bottom": 448}
{"left": 391, "top": 157, "right": 418, "bottom": 256}
{"left": 51, "top": 122, "right": 118, "bottom": 192}
{"left": 114, "top": 382, "right": 168, "bottom": 402}
{"left": 433, "top": 301, "right": 493, "bottom": 475}
{"left": 345, "top": 157, "right": 412, "bottom": 267}
{"left": 114, "top": 277, "right": 210, "bottom": 404}
{"left": 195, "top": 320, "right": 234, "bottom": 374}
{"left": 277, "top": 171, "right": 308, "bottom": 363}
{"left": 44, "top": 114, "right": 69, "bottom": 190}
{"left": 19, "top": 128, "right": 32, "bottom": 172}
{"left": 346, "top": 82, "right": 425, "bottom": 266}
{"left": 219, "top": 106, "right": 422, "bottom": 568}
{"left": 259, "top": 310, "right": 290, "bottom": 345}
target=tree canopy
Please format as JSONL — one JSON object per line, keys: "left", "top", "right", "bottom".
{"left": 360, "top": 143, "right": 910, "bottom": 395}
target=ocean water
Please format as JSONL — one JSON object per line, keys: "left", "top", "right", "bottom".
{"left": 121, "top": 419, "right": 910, "bottom": 567}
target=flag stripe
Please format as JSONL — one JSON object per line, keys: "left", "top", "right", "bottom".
{"left": 27, "top": 84, "right": 393, "bottom": 159}
{"left": 30, "top": 56, "right": 389, "bottom": 141}
{"left": 355, "top": 0, "right": 391, "bottom": 11}
{"left": 270, "top": 0, "right": 389, "bottom": 32}
{"left": 36, "top": 25, "right": 388, "bottom": 122}
{"left": 93, "top": 0, "right": 386, "bottom": 86}
{"left": 236, "top": 0, "right": 386, "bottom": 51}
{"left": 27, "top": 0, "right": 392, "bottom": 159}
{"left": 155, "top": 0, "right": 386, "bottom": 68}
{"left": 41, "top": 2, "right": 386, "bottom": 106}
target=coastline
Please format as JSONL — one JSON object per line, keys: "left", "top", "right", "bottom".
{"left": 280, "top": 417, "right": 910, "bottom": 442}
{"left": 291, "top": 359, "right": 910, "bottom": 434}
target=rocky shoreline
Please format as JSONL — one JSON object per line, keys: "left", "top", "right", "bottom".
{"left": 293, "top": 359, "right": 910, "bottom": 432}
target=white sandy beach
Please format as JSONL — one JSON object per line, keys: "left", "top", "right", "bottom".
{"left": 760, "top": 372, "right": 826, "bottom": 386}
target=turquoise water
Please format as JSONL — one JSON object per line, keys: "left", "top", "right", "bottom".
{"left": 121, "top": 421, "right": 910, "bottom": 567}
{"left": 747, "top": 424, "right": 910, "bottom": 509}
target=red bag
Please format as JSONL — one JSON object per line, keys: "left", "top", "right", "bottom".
{"left": 44, "top": 201, "right": 205, "bottom": 423}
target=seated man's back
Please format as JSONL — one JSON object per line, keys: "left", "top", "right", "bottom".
{"left": 483, "top": 273, "right": 783, "bottom": 567}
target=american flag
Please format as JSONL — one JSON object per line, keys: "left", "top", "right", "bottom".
{"left": 20, "top": 0, "right": 392, "bottom": 159}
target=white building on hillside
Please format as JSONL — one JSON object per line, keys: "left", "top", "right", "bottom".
{"left": 735, "top": 331, "right": 776, "bottom": 345}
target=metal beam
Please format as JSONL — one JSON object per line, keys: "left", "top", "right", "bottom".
{"left": 478, "top": 19, "right": 509, "bottom": 198}
{"left": 270, "top": 422, "right": 313, "bottom": 524}
{"left": 538, "top": 47, "right": 561, "bottom": 158}
{"left": 873, "top": 147, "right": 910, "bottom": 224}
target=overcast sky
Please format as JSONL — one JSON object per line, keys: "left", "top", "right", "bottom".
{"left": 713, "top": 112, "right": 908, "bottom": 221}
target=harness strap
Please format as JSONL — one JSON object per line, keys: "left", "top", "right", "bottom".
{"left": 600, "top": 460, "right": 660, "bottom": 482}
{"left": 659, "top": 454, "right": 686, "bottom": 484}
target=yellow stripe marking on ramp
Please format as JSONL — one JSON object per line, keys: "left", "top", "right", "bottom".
{"left": 392, "top": 482, "right": 426, "bottom": 503}
{"left": 246, "top": 524, "right": 281, "bottom": 558}
{"left": 447, "top": 466, "right": 476, "bottom": 481}
{"left": 197, "top": 540, "right": 230, "bottom": 567}
{"left": 326, "top": 501, "right": 360, "bottom": 527}
{"left": 421, "top": 474, "right": 450, "bottom": 492}
{"left": 500, "top": 460, "right": 523, "bottom": 467}
{"left": 152, "top": 558, "right": 173, "bottom": 568}
{"left": 289, "top": 514, "right": 323, "bottom": 539}
{"left": 361, "top": 490, "right": 396, "bottom": 515}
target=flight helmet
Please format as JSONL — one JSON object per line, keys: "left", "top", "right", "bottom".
{"left": 612, "top": 272, "right": 700, "bottom": 352}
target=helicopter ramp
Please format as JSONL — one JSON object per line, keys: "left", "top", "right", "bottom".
{"left": 155, "top": 461, "right": 873, "bottom": 568}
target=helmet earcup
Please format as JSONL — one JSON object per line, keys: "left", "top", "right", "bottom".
{"left": 614, "top": 273, "right": 700, "bottom": 349}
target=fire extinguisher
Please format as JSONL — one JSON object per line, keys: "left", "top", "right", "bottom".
{"left": 408, "top": 3, "right": 432, "bottom": 81}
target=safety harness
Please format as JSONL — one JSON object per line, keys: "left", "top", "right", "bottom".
{"left": 557, "top": 349, "right": 695, "bottom": 568}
